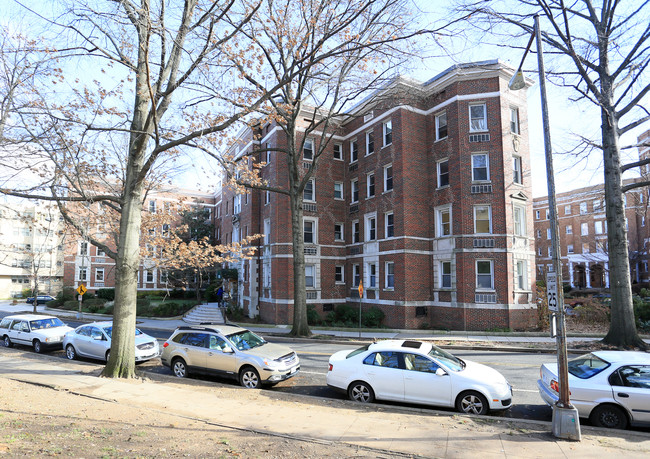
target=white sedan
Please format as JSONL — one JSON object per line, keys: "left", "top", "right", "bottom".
{"left": 0, "top": 314, "right": 73, "bottom": 353}
{"left": 327, "top": 339, "right": 512, "bottom": 415}
{"left": 538, "top": 351, "right": 650, "bottom": 429}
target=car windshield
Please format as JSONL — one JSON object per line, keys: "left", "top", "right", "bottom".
{"left": 428, "top": 344, "right": 465, "bottom": 372}
{"left": 346, "top": 344, "right": 370, "bottom": 359}
{"left": 29, "top": 317, "right": 66, "bottom": 330}
{"left": 226, "top": 330, "right": 266, "bottom": 350}
{"left": 102, "top": 327, "right": 143, "bottom": 339}
{"left": 568, "top": 353, "right": 610, "bottom": 379}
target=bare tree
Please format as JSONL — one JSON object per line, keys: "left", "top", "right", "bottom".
{"left": 453, "top": 0, "right": 649, "bottom": 348}
{"left": 212, "top": 0, "right": 427, "bottom": 336}
{"left": 0, "top": 0, "right": 305, "bottom": 378}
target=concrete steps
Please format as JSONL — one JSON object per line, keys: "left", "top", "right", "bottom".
{"left": 182, "top": 303, "right": 225, "bottom": 325}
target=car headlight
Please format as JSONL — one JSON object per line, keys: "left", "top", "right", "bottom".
{"left": 262, "top": 358, "right": 281, "bottom": 369}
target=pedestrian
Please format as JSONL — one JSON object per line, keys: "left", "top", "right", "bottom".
{"left": 216, "top": 286, "right": 223, "bottom": 306}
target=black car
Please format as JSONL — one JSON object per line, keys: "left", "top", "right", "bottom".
{"left": 26, "top": 295, "right": 56, "bottom": 305}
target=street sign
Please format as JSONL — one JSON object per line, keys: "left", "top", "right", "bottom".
{"left": 358, "top": 282, "right": 364, "bottom": 298}
{"left": 76, "top": 284, "right": 87, "bottom": 296}
{"left": 546, "top": 272, "right": 558, "bottom": 312}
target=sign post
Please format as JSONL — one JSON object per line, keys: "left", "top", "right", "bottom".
{"left": 76, "top": 284, "right": 87, "bottom": 319}
{"left": 358, "top": 282, "right": 364, "bottom": 338}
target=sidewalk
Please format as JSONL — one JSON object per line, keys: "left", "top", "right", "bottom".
{"left": 1, "top": 350, "right": 649, "bottom": 458}
{"left": 3, "top": 300, "right": 642, "bottom": 347}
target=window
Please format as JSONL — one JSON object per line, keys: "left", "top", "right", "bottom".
{"left": 513, "top": 205, "right": 526, "bottom": 236}
{"left": 304, "top": 220, "right": 315, "bottom": 244}
{"left": 305, "top": 265, "right": 315, "bottom": 288}
{"left": 582, "top": 242, "right": 590, "bottom": 253}
{"left": 385, "top": 262, "right": 394, "bottom": 289}
{"left": 367, "top": 263, "right": 378, "bottom": 288}
{"left": 79, "top": 241, "right": 89, "bottom": 256}
{"left": 510, "top": 107, "right": 520, "bottom": 134}
{"left": 469, "top": 103, "right": 487, "bottom": 131}
{"left": 565, "top": 225, "right": 573, "bottom": 235}
{"left": 471, "top": 153, "right": 489, "bottom": 181}
{"left": 385, "top": 212, "right": 394, "bottom": 238}
{"left": 367, "top": 173, "right": 375, "bottom": 198}
{"left": 595, "top": 221, "right": 603, "bottom": 234}
{"left": 95, "top": 268, "right": 104, "bottom": 282}
{"left": 516, "top": 260, "right": 526, "bottom": 289}
{"left": 365, "top": 214, "right": 377, "bottom": 241}
{"left": 97, "top": 247, "right": 106, "bottom": 257}
{"left": 366, "top": 131, "right": 374, "bottom": 155}
{"left": 351, "top": 179, "right": 359, "bottom": 203}
{"left": 264, "top": 190, "right": 270, "bottom": 205}
{"left": 437, "top": 206, "right": 451, "bottom": 237}
{"left": 78, "top": 267, "right": 87, "bottom": 281}
{"left": 234, "top": 195, "right": 241, "bottom": 214}
{"left": 265, "top": 142, "right": 272, "bottom": 164}
{"left": 538, "top": 247, "right": 542, "bottom": 256}
{"left": 593, "top": 199, "right": 603, "bottom": 212}
{"left": 303, "top": 138, "right": 314, "bottom": 160}
{"left": 513, "top": 156, "right": 522, "bottom": 184}
{"left": 547, "top": 228, "right": 551, "bottom": 239}
{"left": 565, "top": 205, "right": 572, "bottom": 215}
{"left": 474, "top": 205, "right": 491, "bottom": 234}
{"left": 567, "top": 244, "right": 574, "bottom": 254}
{"left": 148, "top": 200, "right": 156, "bottom": 213}
{"left": 350, "top": 140, "right": 358, "bottom": 163}
{"left": 334, "top": 223, "right": 344, "bottom": 241}
{"left": 334, "top": 182, "right": 343, "bottom": 200}
{"left": 303, "top": 179, "right": 315, "bottom": 202}
{"left": 536, "top": 229, "right": 541, "bottom": 238}
{"left": 437, "top": 159, "right": 449, "bottom": 188}
{"left": 384, "top": 164, "right": 393, "bottom": 191}
{"left": 162, "top": 224, "right": 170, "bottom": 237}
{"left": 335, "top": 265, "right": 344, "bottom": 283}
{"left": 580, "top": 202, "right": 587, "bottom": 214}
{"left": 535, "top": 210, "right": 540, "bottom": 220}
{"left": 263, "top": 218, "right": 271, "bottom": 245}
{"left": 435, "top": 112, "right": 447, "bottom": 140}
{"left": 643, "top": 217, "right": 646, "bottom": 227}
{"left": 146, "top": 270, "right": 154, "bottom": 283}
{"left": 333, "top": 143, "right": 343, "bottom": 160}
{"left": 352, "top": 264, "right": 360, "bottom": 287}
{"left": 440, "top": 261, "right": 452, "bottom": 288}
{"left": 383, "top": 120, "right": 392, "bottom": 146}
{"left": 548, "top": 247, "right": 552, "bottom": 257}
{"left": 476, "top": 260, "right": 493, "bottom": 289}
{"left": 352, "top": 220, "right": 360, "bottom": 243}
{"left": 581, "top": 222, "right": 589, "bottom": 236}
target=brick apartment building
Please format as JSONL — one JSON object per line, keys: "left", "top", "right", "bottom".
{"left": 533, "top": 129, "right": 650, "bottom": 289}
{"left": 216, "top": 60, "right": 538, "bottom": 331}
{"left": 63, "top": 188, "right": 216, "bottom": 295}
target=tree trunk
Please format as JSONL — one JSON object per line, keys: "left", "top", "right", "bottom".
{"left": 289, "top": 189, "right": 311, "bottom": 336}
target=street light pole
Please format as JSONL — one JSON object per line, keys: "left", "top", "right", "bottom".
{"left": 509, "top": 14, "right": 580, "bottom": 441}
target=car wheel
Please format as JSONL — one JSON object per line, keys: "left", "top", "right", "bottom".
{"left": 33, "top": 340, "right": 42, "bottom": 354}
{"left": 239, "top": 367, "right": 261, "bottom": 389}
{"left": 456, "top": 391, "right": 489, "bottom": 415}
{"left": 3, "top": 335, "right": 12, "bottom": 348}
{"left": 172, "top": 358, "right": 188, "bottom": 378}
{"left": 65, "top": 344, "right": 77, "bottom": 360}
{"left": 590, "top": 404, "right": 628, "bottom": 429}
{"left": 105, "top": 351, "right": 111, "bottom": 362}
{"left": 348, "top": 381, "right": 375, "bottom": 403}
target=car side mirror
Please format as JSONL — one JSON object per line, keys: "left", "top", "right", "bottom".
{"left": 435, "top": 367, "right": 447, "bottom": 376}
{"left": 222, "top": 346, "right": 234, "bottom": 354}
{"left": 93, "top": 335, "right": 103, "bottom": 341}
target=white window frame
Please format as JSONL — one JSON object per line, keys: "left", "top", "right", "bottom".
{"left": 437, "top": 159, "right": 449, "bottom": 188}
{"left": 265, "top": 190, "right": 270, "bottom": 205}
{"left": 513, "top": 205, "right": 526, "bottom": 237}
{"left": 303, "top": 138, "right": 314, "bottom": 160}
{"left": 582, "top": 242, "right": 590, "bottom": 254}
{"left": 473, "top": 205, "right": 492, "bottom": 234}
{"left": 436, "top": 205, "right": 452, "bottom": 237}
{"left": 367, "top": 262, "right": 378, "bottom": 289}
{"left": 334, "top": 182, "right": 343, "bottom": 200}
{"left": 303, "top": 179, "right": 315, "bottom": 202}
{"left": 350, "top": 139, "right": 358, "bottom": 163}
{"left": 79, "top": 241, "right": 89, "bottom": 256}
{"left": 547, "top": 228, "right": 551, "bottom": 239}
{"left": 366, "top": 130, "right": 374, "bottom": 156}
{"left": 566, "top": 225, "right": 572, "bottom": 235}
{"left": 78, "top": 267, "right": 87, "bottom": 282}
{"left": 581, "top": 222, "right": 589, "bottom": 236}
{"left": 97, "top": 247, "right": 106, "bottom": 257}
{"left": 146, "top": 269, "right": 154, "bottom": 283}
{"left": 516, "top": 260, "right": 526, "bottom": 290}
{"left": 384, "top": 164, "right": 393, "bottom": 192}
{"left": 352, "top": 220, "right": 360, "bottom": 243}
{"left": 334, "top": 223, "right": 344, "bottom": 241}
{"left": 595, "top": 221, "right": 603, "bottom": 234}
{"left": 303, "top": 218, "right": 317, "bottom": 244}
{"left": 471, "top": 153, "right": 489, "bottom": 182}
{"left": 469, "top": 103, "right": 487, "bottom": 132}
{"left": 383, "top": 120, "right": 392, "bottom": 146}
{"left": 435, "top": 112, "right": 447, "bottom": 140}
{"left": 365, "top": 212, "right": 377, "bottom": 241}
{"left": 567, "top": 244, "right": 574, "bottom": 254}
{"left": 440, "top": 261, "right": 452, "bottom": 288}
{"left": 352, "top": 264, "right": 360, "bottom": 287}
{"left": 266, "top": 142, "right": 271, "bottom": 164}
{"left": 234, "top": 195, "right": 242, "bottom": 214}
{"left": 565, "top": 205, "right": 572, "bottom": 215}
{"left": 367, "top": 172, "right": 375, "bottom": 199}
{"left": 385, "top": 262, "right": 395, "bottom": 290}
{"left": 580, "top": 202, "right": 588, "bottom": 214}
{"left": 535, "top": 210, "right": 540, "bottom": 220}
{"left": 335, "top": 265, "right": 345, "bottom": 284}
{"left": 333, "top": 143, "right": 343, "bottom": 160}
{"left": 264, "top": 218, "right": 271, "bottom": 245}
{"left": 351, "top": 178, "right": 359, "bottom": 203}
{"left": 513, "top": 156, "right": 522, "bottom": 184}
{"left": 95, "top": 268, "right": 104, "bottom": 282}
{"left": 305, "top": 264, "right": 315, "bottom": 288}
{"left": 510, "top": 107, "right": 520, "bottom": 134}
{"left": 476, "top": 260, "right": 494, "bottom": 290}
{"left": 148, "top": 200, "right": 156, "bottom": 213}
{"left": 385, "top": 212, "right": 394, "bottom": 238}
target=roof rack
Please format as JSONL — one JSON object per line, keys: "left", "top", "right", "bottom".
{"left": 176, "top": 325, "right": 222, "bottom": 333}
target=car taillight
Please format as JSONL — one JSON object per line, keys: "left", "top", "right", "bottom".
{"left": 550, "top": 379, "right": 559, "bottom": 392}
{"left": 328, "top": 363, "right": 333, "bottom": 372}
{"left": 163, "top": 342, "right": 169, "bottom": 348}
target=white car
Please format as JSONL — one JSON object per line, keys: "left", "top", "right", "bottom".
{"left": 327, "top": 339, "right": 512, "bottom": 414}
{"left": 0, "top": 314, "right": 73, "bottom": 353}
{"left": 538, "top": 351, "right": 650, "bottom": 429}
{"left": 63, "top": 321, "right": 160, "bottom": 363}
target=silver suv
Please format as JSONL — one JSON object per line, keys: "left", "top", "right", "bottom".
{"left": 161, "top": 325, "right": 300, "bottom": 389}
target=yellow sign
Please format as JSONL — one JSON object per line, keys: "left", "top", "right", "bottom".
{"left": 358, "top": 282, "right": 364, "bottom": 298}
{"left": 76, "top": 284, "right": 87, "bottom": 296}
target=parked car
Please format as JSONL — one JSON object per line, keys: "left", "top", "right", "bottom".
{"left": 327, "top": 339, "right": 512, "bottom": 415}
{"left": 161, "top": 324, "right": 300, "bottom": 389}
{"left": 26, "top": 295, "right": 56, "bottom": 305}
{"left": 0, "top": 314, "right": 73, "bottom": 353}
{"left": 538, "top": 351, "right": 650, "bottom": 429}
{"left": 63, "top": 321, "right": 160, "bottom": 363}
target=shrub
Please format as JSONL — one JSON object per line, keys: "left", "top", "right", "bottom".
{"left": 640, "top": 288, "right": 650, "bottom": 299}
{"left": 307, "top": 304, "right": 321, "bottom": 325}
{"left": 96, "top": 288, "right": 115, "bottom": 301}
{"left": 98, "top": 303, "right": 114, "bottom": 315}
{"left": 324, "top": 304, "right": 359, "bottom": 327}
{"left": 634, "top": 298, "right": 650, "bottom": 325}
{"left": 226, "top": 303, "right": 245, "bottom": 320}
{"left": 170, "top": 288, "right": 185, "bottom": 299}
{"left": 205, "top": 282, "right": 223, "bottom": 302}
{"left": 22, "top": 288, "right": 33, "bottom": 298}
{"left": 220, "top": 268, "right": 238, "bottom": 280}
{"left": 569, "top": 297, "right": 610, "bottom": 326}
{"left": 362, "top": 307, "right": 385, "bottom": 328}
{"left": 62, "top": 300, "right": 79, "bottom": 311}
{"left": 151, "top": 301, "right": 187, "bottom": 317}
{"left": 82, "top": 298, "right": 106, "bottom": 313}
{"left": 136, "top": 297, "right": 153, "bottom": 316}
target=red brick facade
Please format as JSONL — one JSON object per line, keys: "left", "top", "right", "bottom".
{"left": 218, "top": 61, "right": 538, "bottom": 331}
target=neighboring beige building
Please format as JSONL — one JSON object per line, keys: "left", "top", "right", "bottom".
{"left": 0, "top": 201, "right": 65, "bottom": 299}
